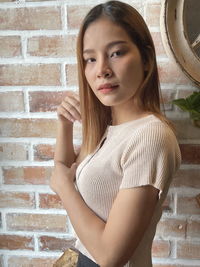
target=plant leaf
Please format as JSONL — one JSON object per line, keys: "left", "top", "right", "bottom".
{"left": 186, "top": 92, "right": 200, "bottom": 109}
{"left": 172, "top": 98, "right": 190, "bottom": 111}
{"left": 172, "top": 91, "right": 200, "bottom": 112}
{"left": 189, "top": 109, "right": 200, "bottom": 120}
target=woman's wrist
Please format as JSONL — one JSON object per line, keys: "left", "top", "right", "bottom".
{"left": 58, "top": 119, "right": 73, "bottom": 128}
{"left": 59, "top": 178, "right": 76, "bottom": 201}
{"left": 51, "top": 162, "right": 77, "bottom": 198}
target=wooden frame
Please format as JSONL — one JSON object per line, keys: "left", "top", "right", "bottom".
{"left": 160, "top": 0, "right": 200, "bottom": 86}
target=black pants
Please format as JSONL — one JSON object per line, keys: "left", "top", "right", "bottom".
{"left": 77, "top": 252, "right": 99, "bottom": 267}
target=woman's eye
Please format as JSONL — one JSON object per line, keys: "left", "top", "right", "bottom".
{"left": 85, "top": 58, "right": 96, "bottom": 63}
{"left": 111, "top": 50, "right": 123, "bottom": 57}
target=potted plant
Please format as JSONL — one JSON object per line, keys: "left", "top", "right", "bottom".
{"left": 172, "top": 91, "right": 200, "bottom": 128}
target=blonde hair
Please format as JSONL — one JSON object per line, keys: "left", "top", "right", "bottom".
{"left": 77, "top": 1, "right": 174, "bottom": 157}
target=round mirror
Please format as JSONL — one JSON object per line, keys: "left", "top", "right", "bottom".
{"left": 184, "top": 0, "right": 200, "bottom": 59}
{"left": 160, "top": 0, "right": 200, "bottom": 86}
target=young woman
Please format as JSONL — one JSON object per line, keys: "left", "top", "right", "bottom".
{"left": 50, "top": 1, "right": 181, "bottom": 266}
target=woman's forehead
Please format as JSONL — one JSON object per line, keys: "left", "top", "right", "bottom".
{"left": 83, "top": 18, "right": 132, "bottom": 49}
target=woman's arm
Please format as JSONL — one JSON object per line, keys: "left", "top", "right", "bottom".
{"left": 50, "top": 163, "right": 159, "bottom": 267}
{"left": 54, "top": 122, "right": 75, "bottom": 167}
{"left": 54, "top": 91, "right": 81, "bottom": 167}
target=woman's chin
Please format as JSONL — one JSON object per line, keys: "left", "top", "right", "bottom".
{"left": 99, "top": 100, "right": 117, "bottom": 107}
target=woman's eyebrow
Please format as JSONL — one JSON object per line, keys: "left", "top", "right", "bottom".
{"left": 83, "top": 40, "right": 127, "bottom": 54}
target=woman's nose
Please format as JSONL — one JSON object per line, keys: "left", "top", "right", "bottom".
{"left": 97, "top": 59, "right": 113, "bottom": 78}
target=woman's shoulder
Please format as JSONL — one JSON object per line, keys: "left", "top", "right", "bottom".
{"left": 122, "top": 115, "right": 181, "bottom": 164}
{"left": 127, "top": 114, "right": 174, "bottom": 136}
{"left": 126, "top": 114, "right": 178, "bottom": 147}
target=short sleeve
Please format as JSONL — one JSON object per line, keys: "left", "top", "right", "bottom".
{"left": 120, "top": 122, "right": 181, "bottom": 199}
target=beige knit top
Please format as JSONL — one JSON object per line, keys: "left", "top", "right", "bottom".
{"left": 74, "top": 114, "right": 181, "bottom": 267}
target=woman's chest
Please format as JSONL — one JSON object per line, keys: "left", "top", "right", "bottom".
{"left": 75, "top": 138, "right": 126, "bottom": 219}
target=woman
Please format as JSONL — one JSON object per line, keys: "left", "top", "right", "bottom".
{"left": 50, "top": 1, "right": 181, "bottom": 266}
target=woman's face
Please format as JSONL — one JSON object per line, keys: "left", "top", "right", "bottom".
{"left": 83, "top": 17, "right": 145, "bottom": 108}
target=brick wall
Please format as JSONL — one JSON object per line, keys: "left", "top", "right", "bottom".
{"left": 0, "top": 0, "right": 199, "bottom": 266}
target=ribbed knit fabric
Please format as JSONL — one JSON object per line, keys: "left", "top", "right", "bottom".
{"left": 74, "top": 114, "right": 181, "bottom": 267}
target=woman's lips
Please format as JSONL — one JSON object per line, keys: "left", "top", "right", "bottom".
{"left": 98, "top": 84, "right": 119, "bottom": 94}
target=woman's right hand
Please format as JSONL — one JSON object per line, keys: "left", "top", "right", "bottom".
{"left": 57, "top": 91, "right": 81, "bottom": 125}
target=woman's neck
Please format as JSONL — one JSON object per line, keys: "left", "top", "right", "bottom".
{"left": 111, "top": 103, "right": 150, "bottom": 126}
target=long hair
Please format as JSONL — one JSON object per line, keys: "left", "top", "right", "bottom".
{"left": 77, "top": 0, "right": 173, "bottom": 157}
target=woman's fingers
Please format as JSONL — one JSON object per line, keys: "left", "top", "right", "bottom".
{"left": 57, "top": 105, "right": 75, "bottom": 122}
{"left": 66, "top": 91, "right": 80, "bottom": 104}
{"left": 64, "top": 94, "right": 81, "bottom": 113}
{"left": 72, "top": 92, "right": 80, "bottom": 103}
{"left": 57, "top": 91, "right": 81, "bottom": 123}
{"left": 62, "top": 100, "right": 81, "bottom": 122}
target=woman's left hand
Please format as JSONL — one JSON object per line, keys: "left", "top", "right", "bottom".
{"left": 50, "top": 162, "right": 77, "bottom": 196}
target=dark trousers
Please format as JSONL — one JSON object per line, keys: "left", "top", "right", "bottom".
{"left": 77, "top": 252, "right": 99, "bottom": 267}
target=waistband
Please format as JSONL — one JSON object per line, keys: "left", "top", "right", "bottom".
{"left": 77, "top": 252, "right": 100, "bottom": 267}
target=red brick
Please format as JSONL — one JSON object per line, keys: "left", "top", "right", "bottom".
{"left": 177, "top": 241, "right": 200, "bottom": 259}
{"left": 129, "top": 2, "right": 144, "bottom": 15}
{"left": 67, "top": 3, "right": 142, "bottom": 30}
{"left": 158, "top": 61, "right": 191, "bottom": 84}
{"left": 151, "top": 32, "right": 166, "bottom": 57}
{"left": 67, "top": 6, "right": 92, "bottom": 29}
{"left": 26, "top": 0, "right": 56, "bottom": 1}
{"left": 0, "top": 143, "right": 28, "bottom": 161}
{"left": 162, "top": 194, "right": 174, "bottom": 213}
{"left": 65, "top": 64, "right": 78, "bottom": 86}
{"left": 187, "top": 220, "right": 200, "bottom": 238}
{"left": 152, "top": 240, "right": 170, "bottom": 257}
{"left": 6, "top": 213, "right": 67, "bottom": 232}
{"left": 39, "top": 235, "right": 75, "bottom": 251}
{"left": 0, "top": 234, "right": 34, "bottom": 250}
{"left": 0, "top": 91, "right": 24, "bottom": 112}
{"left": 39, "top": 193, "right": 63, "bottom": 209}
{"left": 3, "top": 166, "right": 52, "bottom": 185}
{"left": 0, "top": 117, "right": 82, "bottom": 141}
{"left": 196, "top": 194, "right": 200, "bottom": 208}
{"left": 0, "top": 7, "right": 61, "bottom": 30}
{"left": 0, "top": 192, "right": 35, "bottom": 208}
{"left": 8, "top": 256, "right": 57, "bottom": 267}
{"left": 29, "top": 91, "right": 66, "bottom": 112}
{"left": 177, "top": 195, "right": 200, "bottom": 215}
{"left": 0, "top": 255, "right": 3, "bottom": 267}
{"left": 179, "top": 144, "right": 200, "bottom": 164}
{"left": 145, "top": 3, "right": 161, "bottom": 27}
{"left": 27, "top": 35, "right": 76, "bottom": 57}
{"left": 74, "top": 144, "right": 81, "bottom": 155}
{"left": 161, "top": 89, "right": 176, "bottom": 111}
{"left": 172, "top": 169, "right": 200, "bottom": 188}
{"left": 0, "top": 0, "right": 14, "bottom": 2}
{"left": 0, "top": 64, "right": 61, "bottom": 86}
{"left": 0, "top": 36, "right": 21, "bottom": 57}
{"left": 153, "top": 265, "right": 183, "bottom": 267}
{"left": 177, "top": 89, "right": 196, "bottom": 99}
{"left": 156, "top": 218, "right": 186, "bottom": 238}
{"left": 172, "top": 118, "right": 200, "bottom": 140}
{"left": 74, "top": 121, "right": 82, "bottom": 140}
{"left": 153, "top": 263, "right": 200, "bottom": 267}
{"left": 34, "top": 144, "right": 54, "bottom": 161}
{"left": 25, "top": 0, "right": 56, "bottom": 1}
{"left": 0, "top": 118, "right": 57, "bottom": 138}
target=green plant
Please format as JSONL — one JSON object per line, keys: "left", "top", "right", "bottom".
{"left": 172, "top": 91, "right": 200, "bottom": 121}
